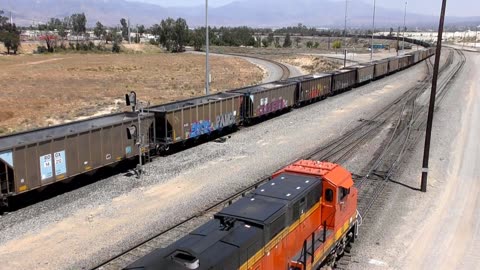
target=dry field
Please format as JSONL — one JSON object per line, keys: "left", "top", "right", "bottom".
{"left": 0, "top": 52, "right": 263, "bottom": 134}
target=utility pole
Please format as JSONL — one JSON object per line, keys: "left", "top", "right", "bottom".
{"left": 397, "top": 26, "right": 400, "bottom": 56}
{"left": 205, "top": 0, "right": 210, "bottom": 96}
{"left": 128, "top": 18, "right": 131, "bottom": 44}
{"left": 9, "top": 12, "right": 13, "bottom": 25}
{"left": 403, "top": 1, "right": 407, "bottom": 54}
{"left": 475, "top": 26, "right": 478, "bottom": 48}
{"left": 370, "top": 0, "right": 376, "bottom": 61}
{"left": 344, "top": 0, "right": 348, "bottom": 67}
{"left": 421, "top": 0, "right": 448, "bottom": 193}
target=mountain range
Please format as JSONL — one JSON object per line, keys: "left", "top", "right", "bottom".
{"left": 0, "top": 0, "right": 478, "bottom": 28}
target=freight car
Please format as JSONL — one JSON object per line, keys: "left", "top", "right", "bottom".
{"left": 0, "top": 46, "right": 436, "bottom": 208}
{"left": 397, "top": 55, "right": 412, "bottom": 70}
{"left": 387, "top": 57, "right": 400, "bottom": 74}
{"left": 344, "top": 63, "right": 375, "bottom": 85}
{"left": 228, "top": 81, "right": 297, "bottom": 123}
{"left": 283, "top": 73, "right": 332, "bottom": 105}
{"left": 373, "top": 59, "right": 389, "bottom": 79}
{"left": 125, "top": 160, "right": 358, "bottom": 270}
{"left": 0, "top": 112, "right": 154, "bottom": 206}
{"left": 331, "top": 69, "right": 357, "bottom": 94}
{"left": 149, "top": 92, "right": 243, "bottom": 151}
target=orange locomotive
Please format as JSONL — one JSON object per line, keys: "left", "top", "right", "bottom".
{"left": 126, "top": 160, "right": 358, "bottom": 270}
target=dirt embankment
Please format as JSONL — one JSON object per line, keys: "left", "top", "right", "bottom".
{"left": 0, "top": 52, "right": 263, "bottom": 135}
{"left": 276, "top": 55, "right": 340, "bottom": 74}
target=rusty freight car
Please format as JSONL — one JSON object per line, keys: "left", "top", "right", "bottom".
{"left": 331, "top": 69, "right": 356, "bottom": 94}
{"left": 398, "top": 55, "right": 411, "bottom": 70}
{"left": 228, "top": 81, "right": 297, "bottom": 122}
{"left": 149, "top": 92, "right": 243, "bottom": 150}
{"left": 344, "top": 64, "right": 375, "bottom": 85}
{"left": 0, "top": 112, "right": 154, "bottom": 206}
{"left": 283, "top": 73, "right": 332, "bottom": 105}
{"left": 388, "top": 57, "right": 400, "bottom": 74}
{"left": 373, "top": 59, "right": 389, "bottom": 79}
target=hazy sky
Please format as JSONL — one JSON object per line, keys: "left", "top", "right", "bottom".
{"left": 133, "top": 0, "right": 479, "bottom": 17}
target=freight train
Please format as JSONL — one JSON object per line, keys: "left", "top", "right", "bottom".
{"left": 0, "top": 47, "right": 435, "bottom": 208}
{"left": 125, "top": 160, "right": 358, "bottom": 270}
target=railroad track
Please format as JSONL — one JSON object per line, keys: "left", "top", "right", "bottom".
{"left": 220, "top": 52, "right": 291, "bottom": 80}
{"left": 93, "top": 172, "right": 275, "bottom": 269}
{"left": 356, "top": 48, "right": 465, "bottom": 218}
{"left": 92, "top": 51, "right": 462, "bottom": 270}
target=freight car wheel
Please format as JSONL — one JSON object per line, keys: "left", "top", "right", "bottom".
{"left": 0, "top": 196, "right": 8, "bottom": 211}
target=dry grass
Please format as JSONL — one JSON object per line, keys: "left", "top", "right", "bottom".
{"left": 0, "top": 52, "right": 263, "bottom": 134}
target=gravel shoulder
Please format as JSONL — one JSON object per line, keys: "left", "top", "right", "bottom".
{"left": 0, "top": 62, "right": 427, "bottom": 270}
{"left": 347, "top": 50, "right": 480, "bottom": 270}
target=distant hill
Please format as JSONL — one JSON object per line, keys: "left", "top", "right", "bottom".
{"left": 0, "top": 0, "right": 478, "bottom": 28}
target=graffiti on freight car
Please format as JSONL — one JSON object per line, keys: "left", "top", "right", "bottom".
{"left": 186, "top": 120, "right": 214, "bottom": 139}
{"left": 216, "top": 111, "right": 236, "bottom": 129}
{"left": 308, "top": 85, "right": 325, "bottom": 99}
{"left": 256, "top": 98, "right": 288, "bottom": 116}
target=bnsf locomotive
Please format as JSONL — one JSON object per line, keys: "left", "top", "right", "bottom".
{"left": 125, "top": 160, "right": 358, "bottom": 270}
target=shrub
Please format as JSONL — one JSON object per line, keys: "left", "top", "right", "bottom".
{"left": 36, "top": 46, "right": 48, "bottom": 54}
{"left": 112, "top": 42, "right": 121, "bottom": 53}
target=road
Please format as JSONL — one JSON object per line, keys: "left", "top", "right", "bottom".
{"left": 347, "top": 49, "right": 480, "bottom": 270}
{"left": 188, "top": 51, "right": 302, "bottom": 82}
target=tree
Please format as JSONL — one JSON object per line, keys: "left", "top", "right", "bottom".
{"left": 173, "top": 18, "right": 189, "bottom": 52}
{"left": 191, "top": 27, "right": 205, "bottom": 51}
{"left": 39, "top": 34, "right": 57, "bottom": 52}
{"left": 274, "top": 37, "right": 281, "bottom": 48}
{"left": 283, "top": 33, "right": 292, "bottom": 48}
{"left": 137, "top": 25, "right": 146, "bottom": 35}
{"left": 389, "top": 27, "right": 394, "bottom": 37}
{"left": 332, "top": 40, "right": 342, "bottom": 52}
{"left": 267, "top": 32, "right": 274, "bottom": 45}
{"left": 262, "top": 38, "right": 269, "bottom": 48}
{"left": 294, "top": 36, "right": 301, "bottom": 47}
{"left": 94, "top": 21, "right": 106, "bottom": 40}
{"left": 159, "top": 17, "right": 175, "bottom": 51}
{"left": 0, "top": 12, "right": 21, "bottom": 54}
{"left": 120, "top": 18, "right": 129, "bottom": 41}
{"left": 71, "top": 13, "right": 86, "bottom": 36}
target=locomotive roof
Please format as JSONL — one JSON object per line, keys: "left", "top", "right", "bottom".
{"left": 148, "top": 92, "right": 241, "bottom": 112}
{"left": 216, "top": 173, "right": 320, "bottom": 226}
{"left": 253, "top": 173, "right": 320, "bottom": 201}
{"left": 125, "top": 219, "right": 264, "bottom": 270}
{"left": 0, "top": 112, "right": 151, "bottom": 151}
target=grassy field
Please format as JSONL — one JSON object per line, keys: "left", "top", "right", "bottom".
{"left": 0, "top": 51, "right": 263, "bottom": 134}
